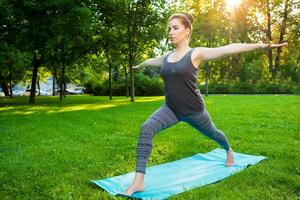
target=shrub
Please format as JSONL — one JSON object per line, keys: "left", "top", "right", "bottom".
{"left": 198, "top": 80, "right": 300, "bottom": 94}
{"left": 84, "top": 72, "right": 164, "bottom": 96}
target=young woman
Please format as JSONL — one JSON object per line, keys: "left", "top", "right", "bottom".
{"left": 125, "top": 13, "right": 287, "bottom": 195}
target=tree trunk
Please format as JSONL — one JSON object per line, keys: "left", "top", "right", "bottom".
{"left": 0, "top": 69, "right": 9, "bottom": 96}
{"left": 0, "top": 68, "right": 9, "bottom": 96}
{"left": 63, "top": 80, "right": 66, "bottom": 98}
{"left": 274, "top": 0, "right": 289, "bottom": 76}
{"left": 128, "top": 2, "right": 135, "bottom": 102}
{"left": 9, "top": 61, "right": 12, "bottom": 99}
{"left": 205, "top": 62, "right": 210, "bottom": 96}
{"left": 60, "top": 43, "right": 65, "bottom": 101}
{"left": 109, "top": 64, "right": 112, "bottom": 100}
{"left": 29, "top": 53, "right": 43, "bottom": 104}
{"left": 60, "top": 65, "right": 65, "bottom": 101}
{"left": 129, "top": 53, "right": 135, "bottom": 102}
{"left": 37, "top": 75, "right": 40, "bottom": 96}
{"left": 266, "top": 0, "right": 274, "bottom": 77}
{"left": 1, "top": 83, "right": 9, "bottom": 96}
{"left": 129, "top": 44, "right": 138, "bottom": 102}
{"left": 104, "top": 46, "right": 113, "bottom": 100}
{"left": 205, "top": 35, "right": 211, "bottom": 96}
{"left": 52, "top": 67, "right": 56, "bottom": 96}
{"left": 123, "top": 64, "right": 129, "bottom": 98}
{"left": 0, "top": 83, "right": 9, "bottom": 96}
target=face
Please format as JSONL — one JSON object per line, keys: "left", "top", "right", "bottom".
{"left": 168, "top": 18, "right": 190, "bottom": 45}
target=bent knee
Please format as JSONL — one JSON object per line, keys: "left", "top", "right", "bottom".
{"left": 140, "top": 122, "right": 159, "bottom": 134}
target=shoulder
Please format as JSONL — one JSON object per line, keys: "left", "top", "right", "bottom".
{"left": 193, "top": 47, "right": 209, "bottom": 56}
{"left": 192, "top": 47, "right": 218, "bottom": 60}
{"left": 191, "top": 47, "right": 207, "bottom": 60}
{"left": 191, "top": 47, "right": 208, "bottom": 68}
{"left": 163, "top": 50, "right": 173, "bottom": 58}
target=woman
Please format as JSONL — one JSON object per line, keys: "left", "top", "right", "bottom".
{"left": 125, "top": 13, "right": 287, "bottom": 195}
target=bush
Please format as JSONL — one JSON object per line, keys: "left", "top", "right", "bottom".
{"left": 84, "top": 72, "right": 164, "bottom": 96}
{"left": 134, "top": 73, "right": 164, "bottom": 96}
{"left": 83, "top": 82, "right": 94, "bottom": 94}
{"left": 198, "top": 80, "right": 300, "bottom": 94}
{"left": 84, "top": 71, "right": 300, "bottom": 95}
{"left": 255, "top": 81, "right": 299, "bottom": 94}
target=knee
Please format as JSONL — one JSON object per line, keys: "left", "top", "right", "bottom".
{"left": 138, "top": 124, "right": 156, "bottom": 142}
{"left": 140, "top": 123, "right": 157, "bottom": 134}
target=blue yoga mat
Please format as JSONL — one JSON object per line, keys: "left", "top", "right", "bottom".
{"left": 92, "top": 148, "right": 266, "bottom": 199}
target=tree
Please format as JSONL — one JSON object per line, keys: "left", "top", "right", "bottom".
{"left": 0, "top": 1, "right": 31, "bottom": 97}
{"left": 124, "top": 0, "right": 168, "bottom": 102}
{"left": 91, "top": 0, "right": 168, "bottom": 101}
{"left": 45, "top": 1, "right": 94, "bottom": 101}
{"left": 274, "top": 0, "right": 291, "bottom": 76}
{"left": 90, "top": 0, "right": 125, "bottom": 100}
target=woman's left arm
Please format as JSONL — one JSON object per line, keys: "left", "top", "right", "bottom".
{"left": 194, "top": 42, "right": 288, "bottom": 62}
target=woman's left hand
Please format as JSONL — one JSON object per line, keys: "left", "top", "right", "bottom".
{"left": 268, "top": 41, "right": 288, "bottom": 48}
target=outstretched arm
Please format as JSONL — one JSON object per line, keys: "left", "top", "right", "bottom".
{"left": 133, "top": 51, "right": 172, "bottom": 69}
{"left": 194, "top": 42, "right": 288, "bottom": 62}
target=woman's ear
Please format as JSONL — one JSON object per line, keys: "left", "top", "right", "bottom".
{"left": 185, "top": 28, "right": 191, "bottom": 37}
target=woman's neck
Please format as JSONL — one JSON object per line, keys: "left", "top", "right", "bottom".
{"left": 174, "top": 40, "right": 190, "bottom": 54}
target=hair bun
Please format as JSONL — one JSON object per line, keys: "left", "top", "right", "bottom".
{"left": 182, "top": 13, "right": 194, "bottom": 24}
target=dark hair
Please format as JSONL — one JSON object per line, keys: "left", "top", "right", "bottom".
{"left": 168, "top": 13, "right": 194, "bottom": 35}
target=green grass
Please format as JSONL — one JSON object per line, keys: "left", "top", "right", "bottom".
{"left": 0, "top": 95, "right": 299, "bottom": 199}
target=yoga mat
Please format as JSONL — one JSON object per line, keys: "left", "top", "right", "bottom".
{"left": 92, "top": 148, "right": 266, "bottom": 200}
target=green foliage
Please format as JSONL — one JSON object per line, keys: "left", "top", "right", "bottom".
{"left": 186, "top": 0, "right": 299, "bottom": 89}
{"left": 199, "top": 79, "right": 300, "bottom": 94}
{"left": 0, "top": 45, "right": 31, "bottom": 87}
{"left": 85, "top": 71, "right": 164, "bottom": 96}
{"left": 236, "top": 51, "right": 265, "bottom": 83}
{"left": 134, "top": 72, "right": 164, "bottom": 96}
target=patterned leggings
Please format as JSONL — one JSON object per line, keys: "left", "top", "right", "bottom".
{"left": 136, "top": 103, "right": 230, "bottom": 174}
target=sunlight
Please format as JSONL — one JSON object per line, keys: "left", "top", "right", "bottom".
{"left": 226, "top": 0, "right": 242, "bottom": 11}
{"left": 135, "top": 96, "right": 164, "bottom": 102}
{"left": 256, "top": 9, "right": 264, "bottom": 25}
{"left": 0, "top": 96, "right": 166, "bottom": 116}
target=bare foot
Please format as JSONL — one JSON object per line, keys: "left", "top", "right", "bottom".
{"left": 125, "top": 183, "right": 145, "bottom": 196}
{"left": 125, "top": 173, "right": 145, "bottom": 195}
{"left": 225, "top": 148, "right": 234, "bottom": 167}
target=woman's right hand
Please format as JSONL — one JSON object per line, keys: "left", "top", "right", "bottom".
{"left": 132, "top": 65, "right": 140, "bottom": 69}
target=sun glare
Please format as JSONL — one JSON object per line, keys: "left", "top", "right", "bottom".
{"left": 256, "top": 9, "right": 264, "bottom": 25}
{"left": 226, "top": 0, "right": 242, "bottom": 11}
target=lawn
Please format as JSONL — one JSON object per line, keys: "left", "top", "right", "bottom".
{"left": 0, "top": 95, "right": 299, "bottom": 199}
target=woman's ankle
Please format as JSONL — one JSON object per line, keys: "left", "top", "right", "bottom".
{"left": 133, "top": 172, "right": 145, "bottom": 184}
{"left": 226, "top": 147, "right": 233, "bottom": 152}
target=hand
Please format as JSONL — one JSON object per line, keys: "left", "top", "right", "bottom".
{"left": 269, "top": 41, "right": 288, "bottom": 48}
{"left": 132, "top": 65, "right": 140, "bottom": 69}
{"left": 265, "top": 41, "right": 288, "bottom": 48}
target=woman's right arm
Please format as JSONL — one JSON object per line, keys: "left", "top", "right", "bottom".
{"left": 133, "top": 51, "right": 172, "bottom": 69}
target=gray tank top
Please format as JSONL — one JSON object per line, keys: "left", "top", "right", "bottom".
{"left": 160, "top": 48, "right": 204, "bottom": 115}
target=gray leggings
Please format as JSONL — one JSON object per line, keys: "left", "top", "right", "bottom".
{"left": 136, "top": 104, "right": 230, "bottom": 174}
